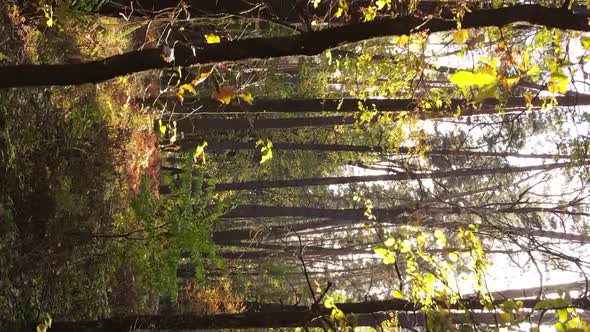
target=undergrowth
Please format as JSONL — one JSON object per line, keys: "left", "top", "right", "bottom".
{"left": 0, "top": 0, "right": 161, "bottom": 325}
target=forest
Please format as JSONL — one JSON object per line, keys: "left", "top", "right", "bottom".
{"left": 1, "top": 0, "right": 590, "bottom": 331}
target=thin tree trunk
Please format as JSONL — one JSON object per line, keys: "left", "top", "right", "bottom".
{"left": 212, "top": 218, "right": 349, "bottom": 244}
{"left": 223, "top": 205, "right": 588, "bottom": 219}
{"left": 173, "top": 115, "right": 360, "bottom": 132}
{"left": 167, "top": 140, "right": 579, "bottom": 160}
{"left": 153, "top": 95, "right": 587, "bottom": 114}
{"left": 212, "top": 161, "right": 582, "bottom": 191}
{"left": 2, "top": 5, "right": 589, "bottom": 87}
{"left": 220, "top": 205, "right": 590, "bottom": 242}
{"left": 169, "top": 100, "right": 536, "bottom": 132}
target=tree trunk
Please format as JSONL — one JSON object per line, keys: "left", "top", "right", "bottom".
{"left": 153, "top": 95, "right": 587, "bottom": 114}
{"left": 211, "top": 218, "right": 351, "bottom": 245}
{"left": 11, "top": 297, "right": 590, "bottom": 331}
{"left": 172, "top": 115, "right": 360, "bottom": 132}
{"left": 168, "top": 139, "right": 579, "bottom": 160}
{"left": 169, "top": 98, "right": 538, "bottom": 132}
{"left": 212, "top": 161, "right": 581, "bottom": 191}
{"left": 220, "top": 204, "right": 590, "bottom": 242}
{"left": 2, "top": 5, "right": 589, "bottom": 87}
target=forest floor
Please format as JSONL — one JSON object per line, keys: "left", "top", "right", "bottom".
{"left": 0, "top": 1, "right": 160, "bottom": 324}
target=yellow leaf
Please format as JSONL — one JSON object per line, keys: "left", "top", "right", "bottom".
{"left": 394, "top": 35, "right": 409, "bottom": 45}
{"left": 158, "top": 119, "right": 167, "bottom": 135}
{"left": 527, "top": 64, "right": 541, "bottom": 76}
{"left": 177, "top": 84, "right": 196, "bottom": 103}
{"left": 375, "top": 0, "right": 388, "bottom": 10}
{"left": 450, "top": 71, "right": 495, "bottom": 88}
{"left": 582, "top": 36, "right": 590, "bottom": 49}
{"left": 548, "top": 73, "right": 569, "bottom": 94}
{"left": 335, "top": 0, "right": 349, "bottom": 17}
{"left": 238, "top": 92, "right": 254, "bottom": 105}
{"left": 500, "top": 312, "right": 511, "bottom": 322}
{"left": 393, "top": 290, "right": 404, "bottom": 298}
{"left": 191, "top": 68, "right": 214, "bottom": 86}
{"left": 453, "top": 29, "right": 468, "bottom": 43}
{"left": 180, "top": 83, "right": 196, "bottom": 95}
{"left": 205, "top": 34, "right": 221, "bottom": 44}
{"left": 500, "top": 76, "right": 520, "bottom": 91}
{"left": 524, "top": 91, "right": 533, "bottom": 109}
{"left": 478, "top": 63, "right": 497, "bottom": 76}
{"left": 194, "top": 141, "right": 208, "bottom": 164}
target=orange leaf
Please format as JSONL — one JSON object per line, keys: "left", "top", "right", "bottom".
{"left": 211, "top": 85, "right": 236, "bottom": 104}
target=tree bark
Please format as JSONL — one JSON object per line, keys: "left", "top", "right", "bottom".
{"left": 220, "top": 205, "right": 590, "bottom": 243}
{"left": 173, "top": 115, "right": 360, "bottom": 132}
{"left": 11, "top": 297, "right": 590, "bottom": 331}
{"left": 169, "top": 99, "right": 535, "bottom": 132}
{"left": 211, "top": 161, "right": 582, "bottom": 191}
{"left": 168, "top": 140, "right": 579, "bottom": 160}
{"left": 2, "top": 5, "right": 589, "bottom": 87}
{"left": 153, "top": 95, "right": 588, "bottom": 114}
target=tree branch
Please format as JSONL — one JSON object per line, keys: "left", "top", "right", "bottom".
{"left": 0, "top": 5, "right": 588, "bottom": 88}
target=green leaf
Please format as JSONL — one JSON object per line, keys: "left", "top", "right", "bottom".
{"left": 434, "top": 229, "right": 446, "bottom": 246}
{"left": 558, "top": 308, "right": 568, "bottom": 323}
{"left": 527, "top": 64, "right": 541, "bottom": 76}
{"left": 324, "top": 298, "right": 335, "bottom": 309}
{"left": 548, "top": 73, "right": 568, "bottom": 94}
{"left": 0, "top": 52, "right": 10, "bottom": 61}
{"left": 534, "top": 298, "right": 570, "bottom": 310}
{"left": 393, "top": 290, "right": 404, "bottom": 298}
{"left": 582, "top": 36, "right": 590, "bottom": 49}
{"left": 473, "top": 83, "right": 498, "bottom": 103}
{"left": 384, "top": 237, "right": 396, "bottom": 247}
{"left": 374, "top": 247, "right": 389, "bottom": 257}
{"left": 555, "top": 322, "right": 566, "bottom": 332}
{"left": 383, "top": 254, "right": 396, "bottom": 264}
{"left": 501, "top": 299, "right": 514, "bottom": 312}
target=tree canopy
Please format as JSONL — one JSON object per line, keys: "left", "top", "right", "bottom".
{"left": 2, "top": 0, "right": 590, "bottom": 331}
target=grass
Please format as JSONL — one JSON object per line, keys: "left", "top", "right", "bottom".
{"left": 0, "top": 0, "right": 160, "bottom": 324}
